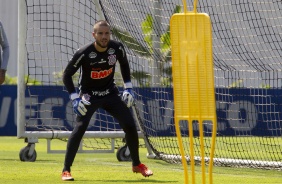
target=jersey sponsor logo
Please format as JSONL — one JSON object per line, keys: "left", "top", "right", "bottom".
{"left": 91, "top": 67, "right": 113, "bottom": 79}
{"left": 108, "top": 55, "right": 117, "bottom": 65}
{"left": 108, "top": 48, "right": 115, "bottom": 55}
{"left": 92, "top": 67, "right": 102, "bottom": 70}
{"left": 89, "top": 52, "right": 97, "bottom": 58}
{"left": 98, "top": 59, "right": 107, "bottom": 64}
{"left": 91, "top": 89, "right": 110, "bottom": 96}
{"left": 73, "top": 54, "right": 85, "bottom": 67}
{"left": 90, "top": 62, "right": 96, "bottom": 65}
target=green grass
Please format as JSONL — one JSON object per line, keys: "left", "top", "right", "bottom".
{"left": 0, "top": 137, "right": 281, "bottom": 184}
{"left": 149, "top": 136, "right": 282, "bottom": 161}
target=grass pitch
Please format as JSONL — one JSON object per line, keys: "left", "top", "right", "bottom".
{"left": 0, "top": 137, "right": 281, "bottom": 184}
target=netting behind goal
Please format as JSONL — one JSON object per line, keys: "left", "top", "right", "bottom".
{"left": 19, "top": 0, "right": 282, "bottom": 169}
{"left": 18, "top": 0, "right": 131, "bottom": 152}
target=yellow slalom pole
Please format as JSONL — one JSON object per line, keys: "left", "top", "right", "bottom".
{"left": 171, "top": 0, "right": 217, "bottom": 183}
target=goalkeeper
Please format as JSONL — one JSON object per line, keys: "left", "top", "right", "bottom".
{"left": 61, "top": 20, "right": 153, "bottom": 181}
{"left": 0, "top": 20, "right": 9, "bottom": 84}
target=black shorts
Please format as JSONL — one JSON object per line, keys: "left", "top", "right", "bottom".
{"left": 76, "top": 92, "right": 136, "bottom": 131}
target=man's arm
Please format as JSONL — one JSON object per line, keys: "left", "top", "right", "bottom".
{"left": 118, "top": 43, "right": 135, "bottom": 107}
{"left": 0, "top": 21, "right": 9, "bottom": 84}
{"left": 118, "top": 43, "right": 131, "bottom": 87}
{"left": 0, "top": 21, "right": 9, "bottom": 70}
{"left": 63, "top": 51, "right": 91, "bottom": 116}
{"left": 63, "top": 51, "right": 84, "bottom": 94}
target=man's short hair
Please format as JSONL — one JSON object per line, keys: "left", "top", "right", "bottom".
{"left": 93, "top": 20, "right": 110, "bottom": 32}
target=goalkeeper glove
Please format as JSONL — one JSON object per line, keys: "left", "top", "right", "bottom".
{"left": 122, "top": 82, "right": 135, "bottom": 108}
{"left": 70, "top": 93, "right": 91, "bottom": 116}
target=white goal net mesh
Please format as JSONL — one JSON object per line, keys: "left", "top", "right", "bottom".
{"left": 20, "top": 0, "right": 282, "bottom": 169}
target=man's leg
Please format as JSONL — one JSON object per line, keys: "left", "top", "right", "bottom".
{"left": 63, "top": 116, "right": 90, "bottom": 172}
{"left": 62, "top": 105, "right": 97, "bottom": 180}
{"left": 103, "top": 94, "right": 153, "bottom": 177}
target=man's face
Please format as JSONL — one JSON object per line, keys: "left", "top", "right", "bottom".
{"left": 92, "top": 25, "right": 111, "bottom": 49}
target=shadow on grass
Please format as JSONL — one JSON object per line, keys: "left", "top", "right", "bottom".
{"left": 77, "top": 179, "right": 178, "bottom": 183}
{"left": 0, "top": 158, "right": 58, "bottom": 162}
{"left": 0, "top": 158, "right": 21, "bottom": 161}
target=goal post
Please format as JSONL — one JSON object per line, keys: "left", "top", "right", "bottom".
{"left": 17, "top": 0, "right": 27, "bottom": 139}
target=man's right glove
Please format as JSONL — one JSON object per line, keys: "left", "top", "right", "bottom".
{"left": 70, "top": 93, "right": 91, "bottom": 116}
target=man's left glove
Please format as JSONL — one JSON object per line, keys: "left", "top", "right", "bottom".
{"left": 70, "top": 93, "right": 91, "bottom": 116}
{"left": 122, "top": 82, "right": 135, "bottom": 108}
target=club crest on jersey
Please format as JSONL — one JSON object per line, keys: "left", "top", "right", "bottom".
{"left": 82, "top": 93, "right": 91, "bottom": 101}
{"left": 108, "top": 55, "right": 117, "bottom": 65}
{"left": 89, "top": 52, "right": 97, "bottom": 58}
{"left": 108, "top": 48, "right": 115, "bottom": 55}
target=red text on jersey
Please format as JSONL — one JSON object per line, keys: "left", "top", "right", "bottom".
{"left": 91, "top": 68, "right": 113, "bottom": 79}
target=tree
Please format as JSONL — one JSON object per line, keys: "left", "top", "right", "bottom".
{"left": 111, "top": 5, "right": 182, "bottom": 87}
{"left": 3, "top": 74, "right": 42, "bottom": 85}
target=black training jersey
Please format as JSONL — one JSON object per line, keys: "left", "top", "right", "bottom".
{"left": 63, "top": 40, "right": 131, "bottom": 95}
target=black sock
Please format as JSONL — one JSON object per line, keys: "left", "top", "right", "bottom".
{"left": 63, "top": 165, "right": 71, "bottom": 172}
{"left": 132, "top": 162, "right": 141, "bottom": 167}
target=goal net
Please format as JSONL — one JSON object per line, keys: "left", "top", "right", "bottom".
{"left": 18, "top": 0, "right": 282, "bottom": 169}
